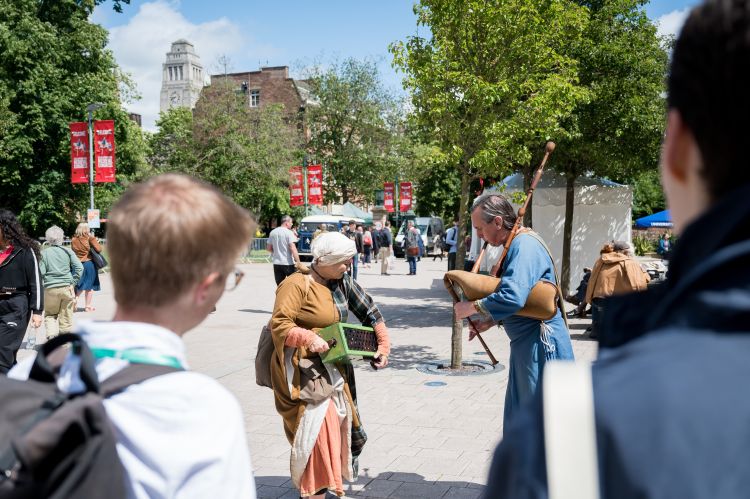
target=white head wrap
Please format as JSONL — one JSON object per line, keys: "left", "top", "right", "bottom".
{"left": 312, "top": 232, "right": 357, "bottom": 265}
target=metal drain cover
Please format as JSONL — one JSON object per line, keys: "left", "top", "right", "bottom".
{"left": 417, "top": 359, "right": 504, "bottom": 377}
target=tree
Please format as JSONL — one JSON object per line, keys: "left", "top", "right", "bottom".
{"left": 391, "top": 0, "right": 589, "bottom": 368}
{"left": 631, "top": 169, "right": 665, "bottom": 219}
{"left": 148, "top": 107, "right": 196, "bottom": 173}
{"left": 553, "top": 0, "right": 668, "bottom": 294}
{"left": 0, "top": 0, "right": 148, "bottom": 234}
{"left": 304, "top": 58, "right": 402, "bottom": 204}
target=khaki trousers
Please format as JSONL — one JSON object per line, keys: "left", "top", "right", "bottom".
{"left": 44, "top": 285, "right": 75, "bottom": 339}
{"left": 379, "top": 247, "right": 391, "bottom": 274}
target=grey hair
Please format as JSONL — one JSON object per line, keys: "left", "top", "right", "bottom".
{"left": 45, "top": 225, "right": 65, "bottom": 246}
{"left": 471, "top": 194, "right": 517, "bottom": 230}
{"left": 281, "top": 215, "right": 292, "bottom": 224}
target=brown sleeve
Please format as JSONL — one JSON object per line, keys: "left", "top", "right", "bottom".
{"left": 270, "top": 275, "right": 307, "bottom": 361}
{"left": 89, "top": 236, "right": 102, "bottom": 252}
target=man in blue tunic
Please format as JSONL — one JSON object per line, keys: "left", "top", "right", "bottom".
{"left": 454, "top": 194, "right": 574, "bottom": 426}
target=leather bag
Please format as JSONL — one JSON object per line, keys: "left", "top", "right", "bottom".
{"left": 89, "top": 246, "right": 107, "bottom": 270}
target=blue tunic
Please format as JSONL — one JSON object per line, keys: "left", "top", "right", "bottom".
{"left": 479, "top": 233, "right": 574, "bottom": 425}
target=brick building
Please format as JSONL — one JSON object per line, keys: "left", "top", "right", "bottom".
{"left": 207, "top": 66, "right": 313, "bottom": 135}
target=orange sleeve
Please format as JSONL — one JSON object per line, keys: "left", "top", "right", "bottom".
{"left": 373, "top": 322, "right": 391, "bottom": 357}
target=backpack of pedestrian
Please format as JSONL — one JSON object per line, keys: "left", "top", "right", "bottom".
{"left": 0, "top": 334, "right": 178, "bottom": 498}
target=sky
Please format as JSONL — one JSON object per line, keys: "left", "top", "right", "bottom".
{"left": 95, "top": 0, "right": 699, "bottom": 131}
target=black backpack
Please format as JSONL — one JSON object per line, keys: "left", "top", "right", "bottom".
{"left": 0, "top": 334, "right": 179, "bottom": 498}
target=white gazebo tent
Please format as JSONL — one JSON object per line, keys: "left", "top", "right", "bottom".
{"left": 470, "top": 172, "right": 632, "bottom": 289}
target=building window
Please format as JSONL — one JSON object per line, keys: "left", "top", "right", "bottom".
{"left": 179, "top": 66, "right": 183, "bottom": 80}
{"left": 168, "top": 67, "right": 173, "bottom": 80}
{"left": 250, "top": 89, "right": 260, "bottom": 107}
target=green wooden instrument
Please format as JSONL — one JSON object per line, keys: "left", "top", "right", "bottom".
{"left": 319, "top": 322, "right": 378, "bottom": 364}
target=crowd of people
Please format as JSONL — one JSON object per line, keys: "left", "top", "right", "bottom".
{"left": 2, "top": 1, "right": 749, "bottom": 497}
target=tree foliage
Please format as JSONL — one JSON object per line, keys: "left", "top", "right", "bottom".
{"left": 304, "top": 58, "right": 403, "bottom": 204}
{"left": 552, "top": 0, "right": 668, "bottom": 292}
{"left": 148, "top": 81, "right": 302, "bottom": 224}
{"left": 631, "top": 169, "right": 665, "bottom": 219}
{"left": 0, "top": 0, "right": 147, "bottom": 234}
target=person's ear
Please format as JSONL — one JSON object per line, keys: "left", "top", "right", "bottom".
{"left": 194, "top": 272, "right": 221, "bottom": 305}
{"left": 494, "top": 216, "right": 503, "bottom": 229}
{"left": 662, "top": 110, "right": 695, "bottom": 185}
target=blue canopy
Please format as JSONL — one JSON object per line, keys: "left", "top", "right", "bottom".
{"left": 635, "top": 210, "right": 673, "bottom": 229}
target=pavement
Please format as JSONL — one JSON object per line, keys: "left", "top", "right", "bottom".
{"left": 20, "top": 257, "right": 598, "bottom": 498}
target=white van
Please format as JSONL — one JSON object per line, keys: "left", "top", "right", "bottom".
{"left": 393, "top": 216, "right": 444, "bottom": 258}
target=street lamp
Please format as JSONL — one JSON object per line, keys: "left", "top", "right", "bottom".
{"left": 86, "top": 103, "right": 104, "bottom": 211}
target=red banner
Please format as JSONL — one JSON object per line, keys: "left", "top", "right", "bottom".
{"left": 70, "top": 122, "right": 89, "bottom": 184}
{"left": 307, "top": 164, "right": 323, "bottom": 206}
{"left": 289, "top": 166, "right": 304, "bottom": 207}
{"left": 94, "top": 120, "right": 116, "bottom": 183}
{"left": 383, "top": 182, "right": 395, "bottom": 212}
{"left": 399, "top": 182, "right": 412, "bottom": 212}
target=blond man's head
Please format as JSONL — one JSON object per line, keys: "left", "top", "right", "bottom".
{"left": 107, "top": 174, "right": 254, "bottom": 309}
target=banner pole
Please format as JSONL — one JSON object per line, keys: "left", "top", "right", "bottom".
{"left": 87, "top": 109, "right": 94, "bottom": 210}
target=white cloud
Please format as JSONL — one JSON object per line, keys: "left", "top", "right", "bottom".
{"left": 656, "top": 7, "right": 691, "bottom": 39}
{"left": 105, "top": 1, "right": 251, "bottom": 130}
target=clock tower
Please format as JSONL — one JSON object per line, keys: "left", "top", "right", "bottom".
{"left": 159, "top": 39, "right": 205, "bottom": 114}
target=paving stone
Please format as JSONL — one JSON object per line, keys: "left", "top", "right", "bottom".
{"left": 443, "top": 486, "right": 484, "bottom": 498}
{"left": 389, "top": 481, "right": 451, "bottom": 498}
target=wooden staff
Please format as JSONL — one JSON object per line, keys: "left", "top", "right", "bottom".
{"left": 489, "top": 141, "right": 556, "bottom": 277}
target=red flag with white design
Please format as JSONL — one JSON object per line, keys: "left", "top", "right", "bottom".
{"left": 307, "top": 164, "right": 324, "bottom": 205}
{"left": 289, "top": 166, "right": 304, "bottom": 207}
{"left": 383, "top": 182, "right": 395, "bottom": 212}
{"left": 94, "top": 120, "right": 116, "bottom": 183}
{"left": 70, "top": 122, "right": 89, "bottom": 184}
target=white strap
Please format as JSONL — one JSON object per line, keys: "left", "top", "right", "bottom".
{"left": 543, "top": 361, "right": 600, "bottom": 499}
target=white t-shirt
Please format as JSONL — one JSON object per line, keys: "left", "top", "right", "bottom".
{"left": 268, "top": 226, "right": 296, "bottom": 265}
{"left": 9, "top": 321, "right": 256, "bottom": 499}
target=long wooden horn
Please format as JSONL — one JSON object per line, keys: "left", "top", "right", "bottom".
{"left": 490, "top": 141, "right": 555, "bottom": 277}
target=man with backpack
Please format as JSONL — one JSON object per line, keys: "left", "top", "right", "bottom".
{"left": 5, "top": 174, "right": 256, "bottom": 498}
{"left": 377, "top": 221, "right": 393, "bottom": 275}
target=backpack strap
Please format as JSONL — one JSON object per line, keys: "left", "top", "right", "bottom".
{"left": 100, "top": 363, "right": 182, "bottom": 398}
{"left": 543, "top": 362, "right": 600, "bottom": 499}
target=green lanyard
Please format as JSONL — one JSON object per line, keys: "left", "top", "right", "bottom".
{"left": 91, "top": 348, "right": 184, "bottom": 370}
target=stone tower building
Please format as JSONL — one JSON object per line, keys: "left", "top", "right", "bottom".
{"left": 159, "top": 39, "right": 205, "bottom": 113}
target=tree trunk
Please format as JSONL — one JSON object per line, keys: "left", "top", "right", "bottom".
{"left": 451, "top": 169, "right": 472, "bottom": 369}
{"left": 560, "top": 171, "right": 576, "bottom": 296}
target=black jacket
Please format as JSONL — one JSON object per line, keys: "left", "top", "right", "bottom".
{"left": 0, "top": 246, "right": 43, "bottom": 314}
{"left": 484, "top": 183, "right": 750, "bottom": 499}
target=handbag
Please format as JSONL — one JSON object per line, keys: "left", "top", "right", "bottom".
{"left": 89, "top": 245, "right": 107, "bottom": 270}
{"left": 298, "top": 356, "right": 334, "bottom": 403}
{"left": 255, "top": 275, "right": 311, "bottom": 388}
{"left": 407, "top": 246, "right": 419, "bottom": 257}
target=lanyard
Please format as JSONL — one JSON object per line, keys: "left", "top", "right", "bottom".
{"left": 91, "top": 348, "right": 183, "bottom": 370}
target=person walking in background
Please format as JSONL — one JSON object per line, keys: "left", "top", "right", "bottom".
{"left": 362, "top": 226, "right": 373, "bottom": 267}
{"left": 378, "top": 221, "right": 393, "bottom": 275}
{"left": 445, "top": 219, "right": 459, "bottom": 271}
{"left": 268, "top": 215, "right": 301, "bottom": 286}
{"left": 371, "top": 224, "right": 381, "bottom": 264}
{"left": 403, "top": 220, "right": 420, "bottom": 275}
{"left": 344, "top": 220, "right": 363, "bottom": 280}
{"left": 71, "top": 222, "right": 102, "bottom": 312}
{"left": 0, "top": 209, "right": 43, "bottom": 373}
{"left": 485, "top": 3, "right": 750, "bottom": 496}
{"left": 40, "top": 225, "right": 82, "bottom": 341}
{"left": 584, "top": 240, "right": 650, "bottom": 338}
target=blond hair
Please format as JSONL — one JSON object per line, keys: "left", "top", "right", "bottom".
{"left": 74, "top": 223, "right": 90, "bottom": 238}
{"left": 106, "top": 174, "right": 255, "bottom": 308}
